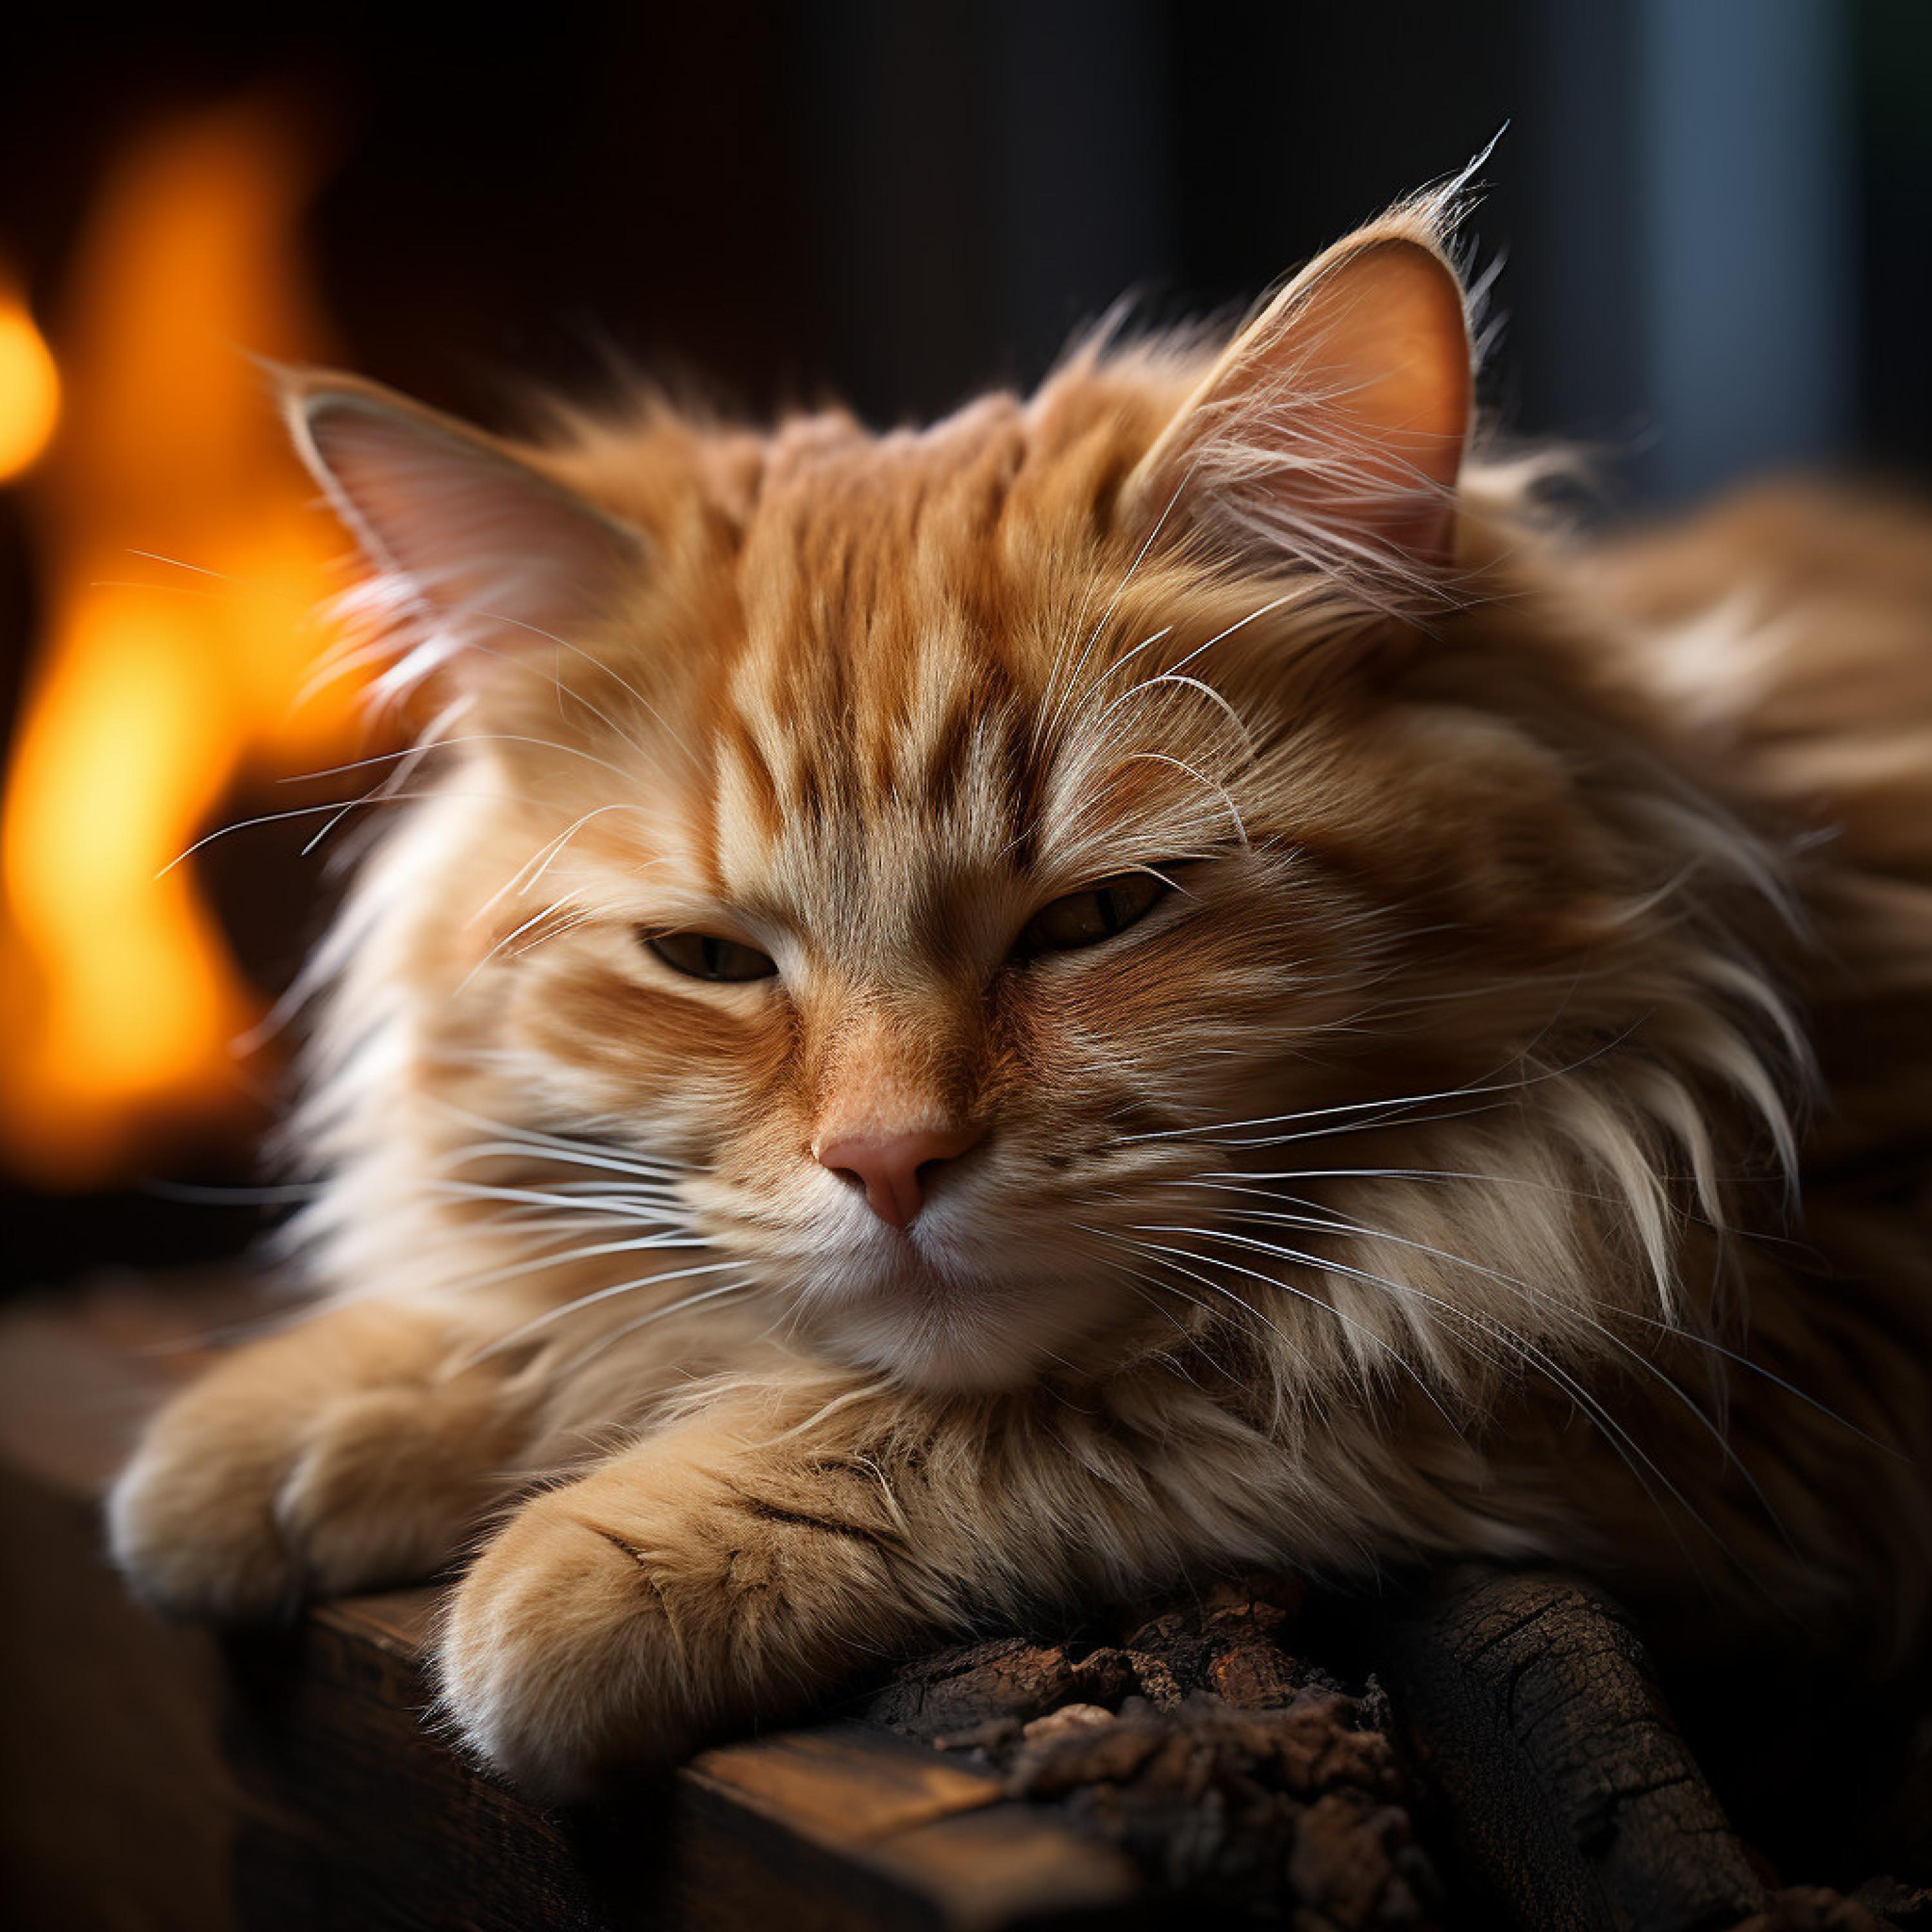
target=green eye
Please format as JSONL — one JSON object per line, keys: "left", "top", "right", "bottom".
{"left": 1020, "top": 872, "right": 1171, "bottom": 954}
{"left": 643, "top": 931, "right": 778, "bottom": 982}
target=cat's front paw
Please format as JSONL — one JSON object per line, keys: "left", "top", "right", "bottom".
{"left": 109, "top": 1308, "right": 519, "bottom": 1618}
{"left": 436, "top": 1451, "right": 898, "bottom": 1801}
{"left": 435, "top": 1495, "right": 717, "bottom": 1801}
{"left": 109, "top": 1381, "right": 310, "bottom": 1619}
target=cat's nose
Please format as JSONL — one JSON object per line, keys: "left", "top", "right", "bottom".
{"left": 814, "top": 1125, "right": 984, "bottom": 1229}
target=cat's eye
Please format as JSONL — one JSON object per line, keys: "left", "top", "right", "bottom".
{"left": 1019, "top": 872, "right": 1171, "bottom": 954}
{"left": 642, "top": 930, "right": 778, "bottom": 982}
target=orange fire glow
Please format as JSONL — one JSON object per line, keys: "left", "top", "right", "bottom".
{"left": 0, "top": 97, "right": 364, "bottom": 1186}
{"left": 0, "top": 283, "right": 61, "bottom": 483}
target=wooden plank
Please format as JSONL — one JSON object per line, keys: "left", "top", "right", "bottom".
{"left": 682, "top": 1728, "right": 1140, "bottom": 1932}
{"left": 859, "top": 1804, "right": 1145, "bottom": 1931}
{"left": 687, "top": 1725, "right": 1004, "bottom": 1841}
{"left": 0, "top": 1454, "right": 239, "bottom": 1932}
{"left": 0, "top": 1280, "right": 1149, "bottom": 1932}
{"left": 0, "top": 1274, "right": 261, "bottom": 1932}
{"left": 220, "top": 1601, "right": 628, "bottom": 1932}
{"left": 674, "top": 1751, "right": 1140, "bottom": 1932}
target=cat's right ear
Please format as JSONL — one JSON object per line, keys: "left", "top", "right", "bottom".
{"left": 282, "top": 372, "right": 643, "bottom": 679}
{"left": 1125, "top": 205, "right": 1473, "bottom": 605}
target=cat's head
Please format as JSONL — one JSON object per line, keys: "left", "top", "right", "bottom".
{"left": 288, "top": 202, "right": 1791, "bottom": 1396}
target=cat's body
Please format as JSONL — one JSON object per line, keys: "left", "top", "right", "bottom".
{"left": 109, "top": 196, "right": 1932, "bottom": 1799}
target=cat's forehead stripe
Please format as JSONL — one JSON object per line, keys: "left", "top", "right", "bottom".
{"left": 695, "top": 412, "right": 1077, "bottom": 898}
{"left": 579, "top": 371, "right": 1270, "bottom": 917}
{"left": 706, "top": 643, "right": 1045, "bottom": 904}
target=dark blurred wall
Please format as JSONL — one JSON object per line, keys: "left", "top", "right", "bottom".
{"left": 4, "top": 2, "right": 1925, "bottom": 501}
{"left": 1, "top": 0, "right": 1927, "bottom": 1286}
{"left": 1857, "top": 0, "right": 1932, "bottom": 482}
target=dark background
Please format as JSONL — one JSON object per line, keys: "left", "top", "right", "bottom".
{"left": 3, "top": 0, "right": 1929, "bottom": 1289}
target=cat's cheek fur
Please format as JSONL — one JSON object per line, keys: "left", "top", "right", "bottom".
{"left": 505, "top": 954, "right": 790, "bottom": 1148}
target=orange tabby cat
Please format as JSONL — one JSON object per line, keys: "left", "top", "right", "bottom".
{"left": 108, "top": 189, "right": 1932, "bottom": 1800}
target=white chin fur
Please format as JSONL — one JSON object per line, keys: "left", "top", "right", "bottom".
{"left": 801, "top": 1264, "right": 1102, "bottom": 1394}
{"left": 829, "top": 1317, "right": 1046, "bottom": 1394}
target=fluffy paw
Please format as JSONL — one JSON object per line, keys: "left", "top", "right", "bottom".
{"left": 108, "top": 1374, "right": 313, "bottom": 1618}
{"left": 273, "top": 1381, "right": 516, "bottom": 1597}
{"left": 435, "top": 1451, "right": 897, "bottom": 1800}
{"left": 109, "top": 1307, "right": 518, "bottom": 1618}
{"left": 436, "top": 1498, "right": 712, "bottom": 1801}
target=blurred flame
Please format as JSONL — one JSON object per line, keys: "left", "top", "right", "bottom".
{"left": 0, "top": 97, "right": 361, "bottom": 1186}
{"left": 0, "top": 284, "right": 60, "bottom": 482}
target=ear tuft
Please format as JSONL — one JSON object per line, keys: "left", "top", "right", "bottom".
{"left": 1130, "top": 205, "right": 1475, "bottom": 602}
{"left": 282, "top": 372, "right": 643, "bottom": 691}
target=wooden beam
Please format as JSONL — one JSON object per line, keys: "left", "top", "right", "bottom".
{"left": 0, "top": 1278, "right": 1140, "bottom": 1932}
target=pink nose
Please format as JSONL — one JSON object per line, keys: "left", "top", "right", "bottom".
{"left": 814, "top": 1125, "right": 984, "bottom": 1229}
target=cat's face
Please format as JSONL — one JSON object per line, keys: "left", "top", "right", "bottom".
{"left": 461, "top": 479, "right": 1454, "bottom": 1391}
{"left": 296, "top": 220, "right": 1622, "bottom": 1392}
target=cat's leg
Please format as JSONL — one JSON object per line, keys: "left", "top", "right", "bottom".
{"left": 109, "top": 1298, "right": 531, "bottom": 1618}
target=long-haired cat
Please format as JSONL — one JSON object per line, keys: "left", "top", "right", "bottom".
{"left": 108, "top": 185, "right": 1932, "bottom": 1801}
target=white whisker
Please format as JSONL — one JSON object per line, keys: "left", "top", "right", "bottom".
{"left": 459, "top": 1260, "right": 749, "bottom": 1366}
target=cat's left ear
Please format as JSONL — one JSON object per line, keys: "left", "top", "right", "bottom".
{"left": 282, "top": 372, "right": 644, "bottom": 676}
{"left": 1128, "top": 213, "right": 1473, "bottom": 595}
